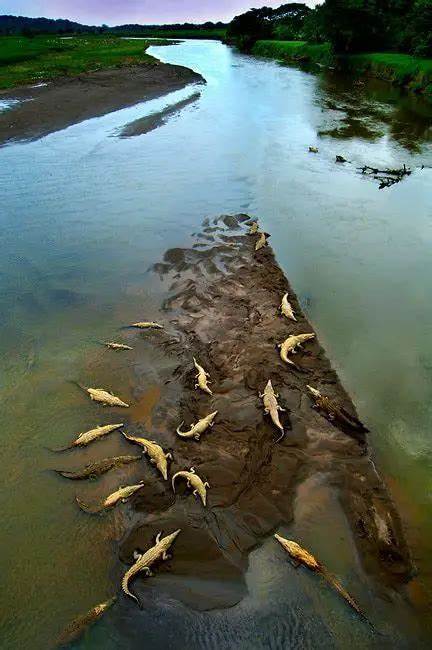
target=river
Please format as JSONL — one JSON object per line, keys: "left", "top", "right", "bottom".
{"left": 0, "top": 39, "right": 431, "bottom": 649}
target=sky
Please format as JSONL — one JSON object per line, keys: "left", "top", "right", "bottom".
{"left": 1, "top": 1, "right": 320, "bottom": 26}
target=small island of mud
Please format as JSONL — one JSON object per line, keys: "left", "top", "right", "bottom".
{"left": 115, "top": 213, "right": 413, "bottom": 610}
{"left": 0, "top": 62, "right": 204, "bottom": 145}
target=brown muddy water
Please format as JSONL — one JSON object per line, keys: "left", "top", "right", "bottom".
{"left": 0, "top": 39, "right": 432, "bottom": 649}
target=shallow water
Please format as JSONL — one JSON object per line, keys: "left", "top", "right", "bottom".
{"left": 0, "top": 40, "right": 432, "bottom": 648}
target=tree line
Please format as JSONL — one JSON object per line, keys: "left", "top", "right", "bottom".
{"left": 0, "top": 15, "right": 226, "bottom": 37}
{"left": 227, "top": 1, "right": 432, "bottom": 57}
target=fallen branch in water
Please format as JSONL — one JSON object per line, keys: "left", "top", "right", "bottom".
{"left": 358, "top": 164, "right": 412, "bottom": 189}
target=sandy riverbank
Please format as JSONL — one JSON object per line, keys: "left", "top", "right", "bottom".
{"left": 109, "top": 214, "right": 413, "bottom": 611}
{"left": 0, "top": 62, "right": 204, "bottom": 145}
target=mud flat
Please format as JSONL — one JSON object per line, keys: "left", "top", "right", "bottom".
{"left": 0, "top": 62, "right": 204, "bottom": 145}
{"left": 116, "top": 214, "right": 413, "bottom": 610}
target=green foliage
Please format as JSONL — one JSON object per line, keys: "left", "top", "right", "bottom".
{"left": 228, "top": 1, "right": 432, "bottom": 58}
{"left": 227, "top": 3, "right": 311, "bottom": 50}
{"left": 252, "top": 39, "right": 333, "bottom": 65}
{"left": 0, "top": 35, "right": 155, "bottom": 89}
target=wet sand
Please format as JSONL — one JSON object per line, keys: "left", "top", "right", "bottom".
{"left": 116, "top": 214, "right": 413, "bottom": 609}
{"left": 118, "top": 91, "right": 201, "bottom": 138}
{"left": 0, "top": 62, "right": 204, "bottom": 145}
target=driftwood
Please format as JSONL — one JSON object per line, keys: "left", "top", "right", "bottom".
{"left": 359, "top": 164, "right": 411, "bottom": 189}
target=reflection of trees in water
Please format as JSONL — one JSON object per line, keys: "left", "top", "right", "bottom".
{"left": 314, "top": 72, "right": 432, "bottom": 153}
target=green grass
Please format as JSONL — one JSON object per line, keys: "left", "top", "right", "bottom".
{"left": 251, "top": 40, "right": 432, "bottom": 100}
{"left": 0, "top": 35, "right": 157, "bottom": 89}
{"left": 343, "top": 52, "right": 432, "bottom": 98}
{"left": 252, "top": 40, "right": 333, "bottom": 67}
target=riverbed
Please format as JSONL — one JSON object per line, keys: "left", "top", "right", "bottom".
{"left": 0, "top": 39, "right": 431, "bottom": 649}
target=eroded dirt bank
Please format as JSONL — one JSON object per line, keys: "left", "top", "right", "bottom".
{"left": 0, "top": 62, "right": 204, "bottom": 145}
{"left": 117, "top": 214, "right": 413, "bottom": 610}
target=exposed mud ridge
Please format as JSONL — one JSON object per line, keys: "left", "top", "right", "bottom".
{"left": 119, "top": 213, "right": 413, "bottom": 609}
{"left": 0, "top": 62, "right": 204, "bottom": 145}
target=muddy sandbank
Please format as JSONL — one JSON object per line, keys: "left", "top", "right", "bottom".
{"left": 114, "top": 214, "right": 413, "bottom": 611}
{"left": 0, "top": 62, "right": 204, "bottom": 146}
{"left": 118, "top": 91, "right": 201, "bottom": 138}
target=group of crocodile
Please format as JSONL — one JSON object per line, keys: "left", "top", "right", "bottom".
{"left": 55, "top": 220, "right": 371, "bottom": 644}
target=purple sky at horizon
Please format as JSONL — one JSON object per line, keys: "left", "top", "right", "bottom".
{"left": 1, "top": 1, "right": 321, "bottom": 25}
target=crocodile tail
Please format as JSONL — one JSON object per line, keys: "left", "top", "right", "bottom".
{"left": 171, "top": 474, "right": 177, "bottom": 492}
{"left": 54, "top": 469, "right": 80, "bottom": 479}
{"left": 122, "top": 576, "right": 141, "bottom": 607}
{"left": 176, "top": 422, "right": 186, "bottom": 436}
{"left": 339, "top": 407, "right": 369, "bottom": 432}
{"left": 75, "top": 496, "right": 101, "bottom": 515}
{"left": 275, "top": 428, "right": 285, "bottom": 443}
{"left": 46, "top": 443, "right": 74, "bottom": 453}
{"left": 321, "top": 569, "right": 366, "bottom": 620}
{"left": 70, "top": 380, "right": 88, "bottom": 393}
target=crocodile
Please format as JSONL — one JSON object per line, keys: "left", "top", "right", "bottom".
{"left": 55, "top": 454, "right": 141, "bottom": 479}
{"left": 104, "top": 341, "right": 133, "bottom": 351}
{"left": 82, "top": 386, "right": 129, "bottom": 408}
{"left": 51, "top": 423, "right": 124, "bottom": 452}
{"left": 259, "top": 380, "right": 285, "bottom": 442}
{"left": 76, "top": 482, "right": 145, "bottom": 513}
{"left": 176, "top": 411, "right": 218, "bottom": 440}
{"left": 56, "top": 596, "right": 116, "bottom": 647}
{"left": 122, "top": 431, "right": 172, "bottom": 480}
{"left": 248, "top": 221, "right": 259, "bottom": 234}
{"left": 172, "top": 467, "right": 210, "bottom": 506}
{"left": 255, "top": 232, "right": 267, "bottom": 251}
{"left": 278, "top": 333, "right": 315, "bottom": 366}
{"left": 122, "top": 529, "right": 181, "bottom": 606}
{"left": 130, "top": 321, "right": 164, "bottom": 329}
{"left": 306, "top": 385, "right": 369, "bottom": 433}
{"left": 193, "top": 357, "right": 213, "bottom": 395}
{"left": 280, "top": 292, "right": 297, "bottom": 322}
{"left": 274, "top": 534, "right": 367, "bottom": 621}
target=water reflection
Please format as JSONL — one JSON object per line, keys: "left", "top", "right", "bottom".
{"left": 314, "top": 73, "right": 432, "bottom": 152}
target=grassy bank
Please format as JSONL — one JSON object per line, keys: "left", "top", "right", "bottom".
{"left": 251, "top": 39, "right": 432, "bottom": 99}
{"left": 343, "top": 53, "right": 432, "bottom": 99}
{"left": 0, "top": 35, "right": 158, "bottom": 89}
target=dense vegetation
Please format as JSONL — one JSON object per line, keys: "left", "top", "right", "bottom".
{"left": 0, "top": 15, "right": 226, "bottom": 40}
{"left": 0, "top": 36, "right": 156, "bottom": 89}
{"left": 227, "top": 1, "right": 432, "bottom": 57}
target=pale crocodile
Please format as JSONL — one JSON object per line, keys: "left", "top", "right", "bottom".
{"left": 193, "top": 357, "right": 213, "bottom": 395}
{"left": 278, "top": 333, "right": 315, "bottom": 366}
{"left": 130, "top": 321, "right": 164, "bottom": 329}
{"left": 306, "top": 385, "right": 369, "bottom": 433}
{"left": 55, "top": 454, "right": 141, "bottom": 479}
{"left": 122, "top": 529, "right": 181, "bottom": 606}
{"left": 274, "top": 534, "right": 366, "bottom": 620}
{"left": 122, "top": 431, "right": 172, "bottom": 480}
{"left": 76, "top": 482, "right": 144, "bottom": 513}
{"left": 82, "top": 386, "right": 129, "bottom": 408}
{"left": 172, "top": 467, "right": 210, "bottom": 506}
{"left": 280, "top": 292, "right": 297, "bottom": 322}
{"left": 52, "top": 423, "right": 124, "bottom": 452}
{"left": 255, "top": 232, "right": 267, "bottom": 251}
{"left": 104, "top": 341, "right": 133, "bottom": 351}
{"left": 260, "top": 380, "right": 285, "bottom": 442}
{"left": 176, "top": 411, "right": 218, "bottom": 440}
{"left": 56, "top": 596, "right": 116, "bottom": 646}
